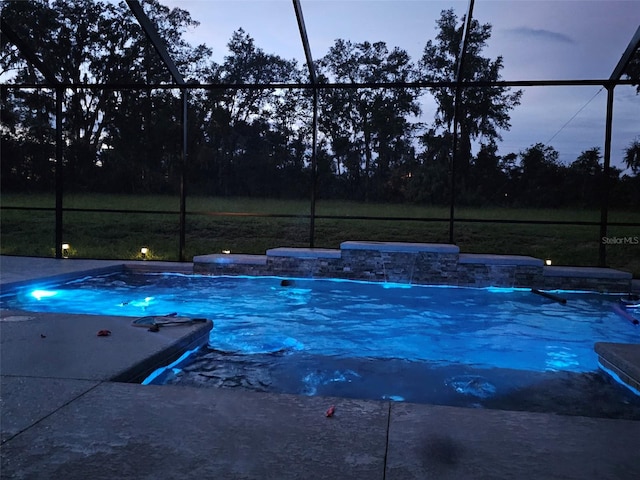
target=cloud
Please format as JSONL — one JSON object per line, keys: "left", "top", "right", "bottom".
{"left": 506, "top": 27, "right": 575, "bottom": 44}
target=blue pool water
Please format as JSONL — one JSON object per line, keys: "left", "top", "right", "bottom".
{"left": 3, "top": 272, "right": 638, "bottom": 374}
{"left": 4, "top": 272, "right": 640, "bottom": 414}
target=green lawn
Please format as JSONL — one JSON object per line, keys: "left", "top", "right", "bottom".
{"left": 1, "top": 193, "right": 638, "bottom": 276}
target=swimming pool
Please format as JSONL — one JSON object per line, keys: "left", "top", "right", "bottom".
{"left": 1, "top": 272, "right": 640, "bottom": 419}
{"left": 4, "top": 271, "right": 638, "bottom": 369}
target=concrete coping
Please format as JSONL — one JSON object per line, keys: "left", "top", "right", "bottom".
{"left": 458, "top": 253, "right": 544, "bottom": 267}
{"left": 340, "top": 241, "right": 460, "bottom": 254}
{"left": 0, "top": 265, "right": 125, "bottom": 292}
{"left": 595, "top": 342, "right": 640, "bottom": 393}
{"left": 543, "top": 266, "right": 632, "bottom": 279}
{"left": 192, "top": 254, "right": 268, "bottom": 265}
{"left": 266, "top": 247, "right": 342, "bottom": 259}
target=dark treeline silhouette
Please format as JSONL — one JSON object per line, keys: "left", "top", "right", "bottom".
{"left": 1, "top": 0, "right": 639, "bottom": 208}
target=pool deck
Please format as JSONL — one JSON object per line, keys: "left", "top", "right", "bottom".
{"left": 1, "top": 256, "right": 639, "bottom": 479}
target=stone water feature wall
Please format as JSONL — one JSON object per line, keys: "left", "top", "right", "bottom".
{"left": 193, "top": 241, "right": 633, "bottom": 293}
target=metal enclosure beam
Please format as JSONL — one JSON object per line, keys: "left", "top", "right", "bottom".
{"left": 599, "top": 26, "right": 639, "bottom": 266}
{"left": 610, "top": 25, "right": 640, "bottom": 82}
{"left": 292, "top": 0, "right": 319, "bottom": 246}
{"left": 449, "top": 0, "right": 475, "bottom": 244}
{"left": 5, "top": 78, "right": 637, "bottom": 90}
{"left": 309, "top": 89, "right": 318, "bottom": 247}
{"left": 599, "top": 86, "right": 614, "bottom": 267}
{"left": 0, "top": 19, "right": 60, "bottom": 85}
{"left": 292, "top": 0, "right": 317, "bottom": 84}
{"left": 125, "top": 0, "right": 185, "bottom": 85}
{"left": 179, "top": 89, "right": 188, "bottom": 261}
{"left": 54, "top": 89, "right": 64, "bottom": 259}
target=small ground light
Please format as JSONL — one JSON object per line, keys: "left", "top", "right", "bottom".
{"left": 545, "top": 259, "right": 552, "bottom": 266}
{"left": 222, "top": 249, "right": 231, "bottom": 254}
{"left": 141, "top": 247, "right": 149, "bottom": 259}
{"left": 61, "top": 243, "right": 70, "bottom": 258}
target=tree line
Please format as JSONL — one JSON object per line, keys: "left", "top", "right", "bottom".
{"left": 1, "top": 0, "right": 639, "bottom": 208}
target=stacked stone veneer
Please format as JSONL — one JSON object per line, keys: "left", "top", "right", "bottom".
{"left": 193, "top": 241, "right": 633, "bottom": 292}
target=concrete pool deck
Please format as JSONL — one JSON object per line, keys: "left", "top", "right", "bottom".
{"left": 1, "top": 256, "right": 639, "bottom": 479}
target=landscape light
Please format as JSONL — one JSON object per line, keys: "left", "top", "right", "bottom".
{"left": 222, "top": 249, "right": 231, "bottom": 254}
{"left": 141, "top": 247, "right": 149, "bottom": 259}
{"left": 61, "top": 243, "right": 70, "bottom": 258}
{"left": 545, "top": 259, "right": 552, "bottom": 266}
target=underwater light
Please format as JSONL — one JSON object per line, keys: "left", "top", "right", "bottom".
{"left": 382, "top": 283, "right": 412, "bottom": 289}
{"left": 31, "top": 290, "right": 58, "bottom": 300}
{"left": 487, "top": 286, "right": 517, "bottom": 293}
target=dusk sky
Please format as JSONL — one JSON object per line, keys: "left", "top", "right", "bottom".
{"left": 160, "top": 0, "right": 639, "bottom": 169}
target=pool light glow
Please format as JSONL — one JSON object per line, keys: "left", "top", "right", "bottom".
{"left": 31, "top": 290, "right": 58, "bottom": 300}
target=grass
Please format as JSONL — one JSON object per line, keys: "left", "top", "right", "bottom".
{"left": 1, "top": 193, "right": 639, "bottom": 276}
